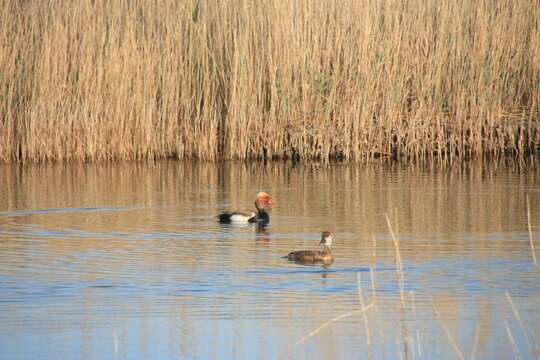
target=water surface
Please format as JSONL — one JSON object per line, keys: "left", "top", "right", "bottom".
{"left": 0, "top": 161, "right": 539, "bottom": 359}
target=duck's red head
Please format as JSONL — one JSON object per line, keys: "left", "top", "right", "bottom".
{"left": 255, "top": 192, "right": 277, "bottom": 210}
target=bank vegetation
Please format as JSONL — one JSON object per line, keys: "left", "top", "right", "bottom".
{"left": 1, "top": 0, "right": 539, "bottom": 163}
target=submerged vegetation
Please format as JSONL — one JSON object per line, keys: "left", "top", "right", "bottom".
{"left": 1, "top": 0, "right": 539, "bottom": 163}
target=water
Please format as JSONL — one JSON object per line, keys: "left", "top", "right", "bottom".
{"left": 0, "top": 161, "right": 539, "bottom": 360}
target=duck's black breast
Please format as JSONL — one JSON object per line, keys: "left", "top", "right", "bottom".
{"left": 253, "top": 210, "right": 270, "bottom": 224}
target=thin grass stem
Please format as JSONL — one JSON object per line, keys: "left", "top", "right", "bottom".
{"left": 526, "top": 194, "right": 537, "bottom": 266}
{"left": 433, "top": 304, "right": 465, "bottom": 360}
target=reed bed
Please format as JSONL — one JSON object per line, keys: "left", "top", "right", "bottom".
{"left": 1, "top": 0, "right": 539, "bottom": 163}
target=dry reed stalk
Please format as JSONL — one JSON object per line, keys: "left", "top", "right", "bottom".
{"left": 470, "top": 323, "right": 480, "bottom": 360}
{"left": 385, "top": 213, "right": 405, "bottom": 301}
{"left": 410, "top": 291, "right": 423, "bottom": 359}
{"left": 113, "top": 330, "right": 119, "bottom": 358}
{"left": 505, "top": 291, "right": 536, "bottom": 356}
{"left": 396, "top": 336, "right": 404, "bottom": 360}
{"left": 504, "top": 321, "right": 522, "bottom": 360}
{"left": 357, "top": 273, "right": 373, "bottom": 348}
{"left": 1, "top": 0, "right": 539, "bottom": 163}
{"left": 372, "top": 234, "right": 377, "bottom": 262}
{"left": 385, "top": 213, "right": 412, "bottom": 358}
{"left": 278, "top": 301, "right": 375, "bottom": 360}
{"left": 370, "top": 266, "right": 387, "bottom": 360}
{"left": 526, "top": 194, "right": 537, "bottom": 266}
{"left": 432, "top": 304, "right": 465, "bottom": 360}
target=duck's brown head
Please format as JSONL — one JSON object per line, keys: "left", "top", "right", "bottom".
{"left": 255, "top": 192, "right": 277, "bottom": 211}
{"left": 320, "top": 231, "right": 333, "bottom": 247}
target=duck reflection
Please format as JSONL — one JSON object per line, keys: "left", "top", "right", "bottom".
{"left": 254, "top": 224, "right": 270, "bottom": 244}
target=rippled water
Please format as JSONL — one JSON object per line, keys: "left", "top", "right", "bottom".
{"left": 0, "top": 161, "right": 539, "bottom": 360}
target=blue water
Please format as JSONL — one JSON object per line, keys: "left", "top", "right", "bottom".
{"left": 0, "top": 161, "right": 539, "bottom": 359}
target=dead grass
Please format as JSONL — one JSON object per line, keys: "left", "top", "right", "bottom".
{"left": 1, "top": 0, "right": 539, "bottom": 163}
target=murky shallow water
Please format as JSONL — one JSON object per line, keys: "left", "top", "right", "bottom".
{"left": 0, "top": 161, "right": 539, "bottom": 359}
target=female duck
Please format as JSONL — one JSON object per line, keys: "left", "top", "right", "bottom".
{"left": 284, "top": 231, "right": 334, "bottom": 265}
{"left": 218, "top": 192, "right": 276, "bottom": 225}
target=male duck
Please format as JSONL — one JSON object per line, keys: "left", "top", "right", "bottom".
{"left": 284, "top": 231, "right": 334, "bottom": 265}
{"left": 218, "top": 192, "right": 276, "bottom": 225}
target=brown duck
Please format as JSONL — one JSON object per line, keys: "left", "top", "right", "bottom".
{"left": 284, "top": 231, "right": 334, "bottom": 265}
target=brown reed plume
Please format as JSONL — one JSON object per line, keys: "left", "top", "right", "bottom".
{"left": 1, "top": 0, "right": 539, "bottom": 163}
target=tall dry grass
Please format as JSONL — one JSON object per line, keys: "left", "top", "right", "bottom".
{"left": 1, "top": 0, "right": 539, "bottom": 163}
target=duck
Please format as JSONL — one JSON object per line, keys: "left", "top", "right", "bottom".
{"left": 284, "top": 231, "right": 334, "bottom": 265}
{"left": 218, "top": 192, "right": 277, "bottom": 225}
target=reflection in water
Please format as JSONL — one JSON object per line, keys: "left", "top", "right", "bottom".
{"left": 0, "top": 160, "right": 539, "bottom": 359}
{"left": 255, "top": 225, "right": 271, "bottom": 244}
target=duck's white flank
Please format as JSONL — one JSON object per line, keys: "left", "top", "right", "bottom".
{"left": 229, "top": 212, "right": 256, "bottom": 223}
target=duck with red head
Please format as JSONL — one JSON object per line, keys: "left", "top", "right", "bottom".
{"left": 218, "top": 192, "right": 277, "bottom": 225}
{"left": 284, "top": 231, "right": 334, "bottom": 265}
